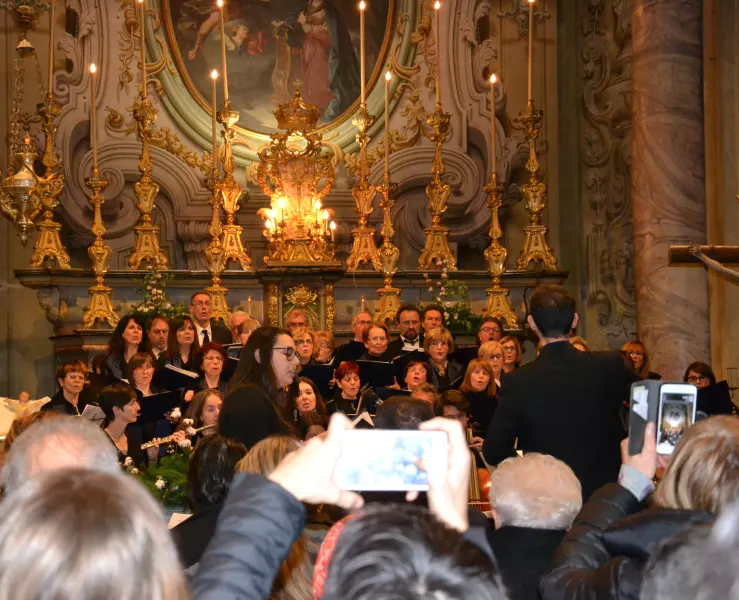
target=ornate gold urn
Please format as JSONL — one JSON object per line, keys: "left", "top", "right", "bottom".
{"left": 257, "top": 87, "right": 339, "bottom": 267}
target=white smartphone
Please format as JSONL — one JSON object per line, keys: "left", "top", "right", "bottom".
{"left": 656, "top": 383, "right": 697, "bottom": 455}
{"left": 333, "top": 429, "right": 448, "bottom": 491}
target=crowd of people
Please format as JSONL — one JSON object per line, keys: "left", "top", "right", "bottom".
{"left": 0, "top": 284, "right": 737, "bottom": 600}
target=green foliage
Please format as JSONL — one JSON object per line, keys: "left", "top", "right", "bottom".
{"left": 422, "top": 264, "right": 481, "bottom": 335}
{"left": 130, "top": 259, "right": 188, "bottom": 320}
{"left": 135, "top": 449, "right": 191, "bottom": 509}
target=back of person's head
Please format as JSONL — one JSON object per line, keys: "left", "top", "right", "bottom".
{"left": 1, "top": 415, "right": 121, "bottom": 494}
{"left": 0, "top": 468, "right": 189, "bottom": 600}
{"left": 98, "top": 383, "right": 138, "bottom": 425}
{"left": 411, "top": 382, "right": 438, "bottom": 404}
{"left": 273, "top": 529, "right": 325, "bottom": 600}
{"left": 435, "top": 390, "right": 471, "bottom": 418}
{"left": 321, "top": 503, "right": 507, "bottom": 600}
{"left": 653, "top": 415, "right": 739, "bottom": 513}
{"left": 489, "top": 453, "right": 582, "bottom": 529}
{"left": 236, "top": 435, "right": 301, "bottom": 476}
{"left": 187, "top": 434, "right": 247, "bottom": 513}
{"left": 528, "top": 284, "right": 576, "bottom": 338}
{"left": 639, "top": 522, "right": 713, "bottom": 600}
{"left": 373, "top": 396, "right": 435, "bottom": 430}
{"left": 2, "top": 411, "right": 60, "bottom": 454}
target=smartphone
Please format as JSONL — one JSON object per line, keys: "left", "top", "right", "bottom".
{"left": 334, "top": 429, "right": 448, "bottom": 491}
{"left": 656, "top": 383, "right": 697, "bottom": 455}
{"left": 628, "top": 380, "right": 661, "bottom": 456}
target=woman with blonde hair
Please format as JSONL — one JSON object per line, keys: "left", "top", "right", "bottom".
{"left": 542, "top": 416, "right": 739, "bottom": 600}
{"left": 237, "top": 435, "right": 301, "bottom": 476}
{"left": 499, "top": 336, "right": 522, "bottom": 374}
{"left": 293, "top": 327, "right": 318, "bottom": 366}
{"left": 460, "top": 359, "right": 497, "bottom": 396}
{"left": 621, "top": 339, "right": 661, "bottom": 380}
{"left": 478, "top": 341, "right": 504, "bottom": 387}
{"left": 313, "top": 330, "right": 335, "bottom": 364}
{"left": 423, "top": 327, "right": 463, "bottom": 388}
{"left": 0, "top": 468, "right": 189, "bottom": 600}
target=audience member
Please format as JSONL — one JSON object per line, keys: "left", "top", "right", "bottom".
{"left": 484, "top": 284, "right": 633, "bottom": 501}
{"left": 683, "top": 361, "right": 716, "bottom": 389}
{"left": 488, "top": 454, "right": 582, "bottom": 600}
{"left": 387, "top": 304, "right": 423, "bottom": 356}
{"left": 541, "top": 416, "right": 739, "bottom": 600}
{"left": 411, "top": 382, "right": 438, "bottom": 405}
{"left": 621, "top": 340, "right": 661, "bottom": 380}
{"left": 313, "top": 330, "right": 335, "bottom": 364}
{"left": 2, "top": 411, "right": 58, "bottom": 456}
{"left": 0, "top": 468, "right": 189, "bottom": 600}
{"left": 105, "top": 315, "right": 149, "bottom": 379}
{"left": 195, "top": 342, "right": 229, "bottom": 393}
{"left": 569, "top": 336, "right": 588, "bottom": 352}
{"left": 374, "top": 396, "right": 435, "bottom": 430}
{"left": 425, "top": 327, "right": 463, "bottom": 388}
{"left": 285, "top": 308, "right": 311, "bottom": 332}
{"left": 190, "top": 291, "right": 231, "bottom": 345}
{"left": 478, "top": 316, "right": 504, "bottom": 345}
{"left": 1, "top": 415, "right": 120, "bottom": 494}
{"left": 499, "top": 336, "right": 522, "bottom": 373}
{"left": 170, "top": 435, "right": 247, "bottom": 570}
{"left": 42, "top": 360, "right": 93, "bottom": 416}
{"left": 146, "top": 315, "right": 170, "bottom": 366}
{"left": 219, "top": 326, "right": 299, "bottom": 448}
{"left": 333, "top": 312, "right": 373, "bottom": 364}
{"left": 422, "top": 304, "right": 445, "bottom": 335}
{"left": 166, "top": 315, "right": 200, "bottom": 370}
{"left": 293, "top": 327, "right": 317, "bottom": 366}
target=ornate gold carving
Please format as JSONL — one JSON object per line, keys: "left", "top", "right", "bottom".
{"left": 81, "top": 169, "right": 119, "bottom": 329}
{"left": 203, "top": 169, "right": 230, "bottom": 320}
{"left": 482, "top": 173, "right": 517, "bottom": 328}
{"left": 347, "top": 104, "right": 381, "bottom": 271}
{"left": 0, "top": 135, "right": 42, "bottom": 245}
{"left": 374, "top": 177, "right": 402, "bottom": 324}
{"left": 514, "top": 100, "right": 558, "bottom": 271}
{"left": 266, "top": 283, "right": 279, "bottom": 327}
{"left": 418, "top": 107, "right": 456, "bottom": 271}
{"left": 325, "top": 282, "right": 336, "bottom": 333}
{"left": 128, "top": 94, "right": 168, "bottom": 269}
{"left": 285, "top": 284, "right": 319, "bottom": 308}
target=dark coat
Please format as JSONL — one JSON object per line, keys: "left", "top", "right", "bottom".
{"left": 333, "top": 340, "right": 366, "bottom": 365}
{"left": 483, "top": 342, "right": 633, "bottom": 500}
{"left": 386, "top": 335, "right": 423, "bottom": 358}
{"left": 488, "top": 526, "right": 566, "bottom": 600}
{"left": 219, "top": 384, "right": 292, "bottom": 449}
{"left": 428, "top": 359, "right": 464, "bottom": 389}
{"left": 540, "top": 483, "right": 714, "bottom": 600}
{"left": 42, "top": 388, "right": 96, "bottom": 416}
{"left": 210, "top": 320, "right": 233, "bottom": 345}
{"left": 171, "top": 503, "right": 223, "bottom": 569}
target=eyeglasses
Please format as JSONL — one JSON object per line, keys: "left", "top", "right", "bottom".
{"left": 289, "top": 321, "right": 308, "bottom": 329}
{"left": 502, "top": 346, "right": 517, "bottom": 352}
{"left": 273, "top": 347, "right": 298, "bottom": 361}
{"left": 193, "top": 301, "right": 212, "bottom": 308}
{"left": 136, "top": 364, "right": 154, "bottom": 372}
{"left": 65, "top": 374, "right": 85, "bottom": 382}
{"left": 629, "top": 351, "right": 644, "bottom": 357}
{"left": 485, "top": 353, "right": 503, "bottom": 360}
{"left": 480, "top": 326, "right": 501, "bottom": 334}
{"left": 687, "top": 375, "right": 709, "bottom": 384}
{"left": 430, "top": 340, "right": 448, "bottom": 348}
{"left": 355, "top": 320, "right": 373, "bottom": 327}
{"left": 295, "top": 339, "right": 313, "bottom": 347}
{"left": 319, "top": 342, "right": 332, "bottom": 349}
{"left": 203, "top": 355, "right": 224, "bottom": 363}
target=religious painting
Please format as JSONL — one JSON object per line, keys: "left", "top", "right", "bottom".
{"left": 164, "top": 0, "right": 392, "bottom": 134}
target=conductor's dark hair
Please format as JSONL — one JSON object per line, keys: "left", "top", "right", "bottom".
{"left": 373, "top": 397, "right": 435, "bottom": 430}
{"left": 187, "top": 434, "right": 247, "bottom": 513}
{"left": 321, "top": 503, "right": 507, "bottom": 600}
{"left": 683, "top": 362, "right": 716, "bottom": 386}
{"left": 98, "top": 383, "right": 138, "bottom": 425}
{"left": 529, "top": 284, "right": 577, "bottom": 338}
{"left": 396, "top": 304, "right": 421, "bottom": 323}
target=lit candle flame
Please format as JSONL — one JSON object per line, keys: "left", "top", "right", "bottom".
{"left": 90, "top": 63, "right": 97, "bottom": 74}
{"left": 24, "top": 133, "right": 31, "bottom": 144}
{"left": 217, "top": 0, "right": 223, "bottom": 7}
{"left": 210, "top": 69, "right": 218, "bottom": 80}
{"left": 278, "top": 198, "right": 286, "bottom": 209}
{"left": 490, "top": 73, "right": 496, "bottom": 84}
{"left": 359, "top": 0, "right": 365, "bottom": 9}
{"left": 323, "top": 210, "right": 329, "bottom": 221}
{"left": 265, "top": 219, "right": 272, "bottom": 229}
{"left": 329, "top": 221, "right": 337, "bottom": 231}
{"left": 385, "top": 70, "right": 391, "bottom": 81}
{"left": 434, "top": 1, "right": 440, "bottom": 9}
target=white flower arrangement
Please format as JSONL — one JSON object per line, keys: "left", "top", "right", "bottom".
{"left": 124, "top": 457, "right": 133, "bottom": 467}
{"left": 178, "top": 439, "right": 192, "bottom": 449}
{"left": 182, "top": 418, "right": 194, "bottom": 427}
{"left": 170, "top": 407, "right": 182, "bottom": 421}
{"left": 185, "top": 426, "right": 197, "bottom": 436}
{"left": 154, "top": 478, "right": 165, "bottom": 490}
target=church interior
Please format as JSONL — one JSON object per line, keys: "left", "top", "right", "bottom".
{"left": 0, "top": 0, "right": 737, "bottom": 399}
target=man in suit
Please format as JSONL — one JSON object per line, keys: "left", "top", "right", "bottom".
{"left": 334, "top": 311, "right": 373, "bottom": 365}
{"left": 189, "top": 291, "right": 232, "bottom": 346}
{"left": 482, "top": 284, "right": 632, "bottom": 501}
{"left": 386, "top": 304, "right": 423, "bottom": 357}
{"left": 146, "top": 315, "right": 169, "bottom": 369}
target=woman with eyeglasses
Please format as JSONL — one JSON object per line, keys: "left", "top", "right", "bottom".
{"left": 219, "top": 326, "right": 300, "bottom": 448}
{"left": 292, "top": 327, "right": 318, "bottom": 366}
{"left": 499, "top": 336, "right": 522, "bottom": 374}
{"left": 683, "top": 362, "right": 716, "bottom": 389}
{"left": 477, "top": 316, "right": 504, "bottom": 345}
{"left": 621, "top": 340, "right": 661, "bottom": 380}
{"left": 359, "top": 322, "right": 393, "bottom": 362}
{"left": 166, "top": 316, "right": 201, "bottom": 371}
{"left": 196, "top": 342, "right": 229, "bottom": 394}
{"left": 104, "top": 315, "right": 150, "bottom": 380}
{"left": 402, "top": 360, "right": 431, "bottom": 392}
{"left": 42, "top": 360, "right": 95, "bottom": 416}
{"left": 424, "top": 328, "right": 464, "bottom": 389}
{"left": 478, "top": 341, "right": 505, "bottom": 388}
{"left": 128, "top": 352, "right": 161, "bottom": 398}
{"left": 313, "top": 330, "right": 335, "bottom": 364}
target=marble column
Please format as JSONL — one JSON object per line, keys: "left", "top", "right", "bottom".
{"left": 631, "top": 0, "right": 710, "bottom": 379}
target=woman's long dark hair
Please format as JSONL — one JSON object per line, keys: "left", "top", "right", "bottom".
{"left": 228, "top": 326, "right": 299, "bottom": 405}
{"left": 107, "top": 315, "right": 149, "bottom": 358}
{"left": 166, "top": 315, "right": 200, "bottom": 363}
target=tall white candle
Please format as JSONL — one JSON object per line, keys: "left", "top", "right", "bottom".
{"left": 359, "top": 1, "right": 366, "bottom": 104}
{"left": 90, "top": 64, "right": 98, "bottom": 171}
{"left": 217, "top": 0, "right": 229, "bottom": 102}
{"left": 434, "top": 1, "right": 441, "bottom": 107}
{"left": 527, "top": 0, "right": 534, "bottom": 101}
{"left": 489, "top": 73, "right": 496, "bottom": 176}
{"left": 138, "top": 0, "right": 147, "bottom": 99}
{"left": 48, "top": 0, "right": 55, "bottom": 92}
{"left": 210, "top": 70, "right": 219, "bottom": 169}
{"left": 384, "top": 70, "right": 391, "bottom": 178}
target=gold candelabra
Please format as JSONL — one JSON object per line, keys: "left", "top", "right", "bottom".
{"left": 0, "top": 134, "right": 43, "bottom": 245}
{"left": 29, "top": 92, "right": 70, "bottom": 268}
{"left": 257, "top": 88, "right": 339, "bottom": 267}
{"left": 128, "top": 93, "right": 168, "bottom": 269}
{"left": 482, "top": 172, "right": 518, "bottom": 328}
{"left": 204, "top": 168, "right": 230, "bottom": 320}
{"left": 346, "top": 104, "right": 381, "bottom": 271}
{"left": 418, "top": 105, "right": 457, "bottom": 271}
{"left": 81, "top": 167, "right": 119, "bottom": 328}
{"left": 216, "top": 100, "right": 252, "bottom": 271}
{"left": 514, "top": 99, "right": 558, "bottom": 271}
{"left": 375, "top": 173, "right": 401, "bottom": 324}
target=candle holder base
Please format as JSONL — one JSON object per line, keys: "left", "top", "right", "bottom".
{"left": 418, "top": 225, "right": 457, "bottom": 271}
{"left": 129, "top": 223, "right": 168, "bottom": 269}
{"left": 376, "top": 283, "right": 402, "bottom": 325}
{"left": 81, "top": 284, "right": 119, "bottom": 329}
{"left": 346, "top": 226, "right": 381, "bottom": 271}
{"left": 30, "top": 219, "right": 71, "bottom": 269}
{"left": 517, "top": 224, "right": 559, "bottom": 271}
{"left": 205, "top": 282, "right": 231, "bottom": 322}
{"left": 221, "top": 224, "right": 252, "bottom": 271}
{"left": 483, "top": 283, "right": 518, "bottom": 329}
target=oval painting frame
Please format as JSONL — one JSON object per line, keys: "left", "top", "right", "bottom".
{"left": 155, "top": 0, "right": 417, "bottom": 161}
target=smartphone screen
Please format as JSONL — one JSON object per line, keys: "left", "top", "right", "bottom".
{"left": 656, "top": 389, "right": 696, "bottom": 455}
{"left": 334, "top": 429, "right": 448, "bottom": 491}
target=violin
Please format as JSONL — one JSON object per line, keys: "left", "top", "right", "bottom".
{"left": 467, "top": 428, "right": 492, "bottom": 512}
